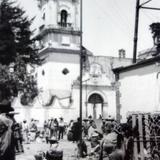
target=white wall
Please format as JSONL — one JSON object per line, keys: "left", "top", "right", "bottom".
{"left": 38, "top": 52, "right": 80, "bottom": 90}
{"left": 118, "top": 64, "right": 160, "bottom": 122}
{"left": 106, "top": 90, "right": 116, "bottom": 118}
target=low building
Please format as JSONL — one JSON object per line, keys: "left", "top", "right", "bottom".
{"left": 113, "top": 22, "right": 160, "bottom": 122}
{"left": 113, "top": 55, "right": 160, "bottom": 122}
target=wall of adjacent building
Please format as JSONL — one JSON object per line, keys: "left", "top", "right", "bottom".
{"left": 118, "top": 64, "right": 160, "bottom": 122}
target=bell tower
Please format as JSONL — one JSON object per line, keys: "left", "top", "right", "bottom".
{"left": 36, "top": 0, "right": 81, "bottom": 101}
{"left": 36, "top": 0, "right": 80, "bottom": 50}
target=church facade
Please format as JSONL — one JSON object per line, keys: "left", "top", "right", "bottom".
{"left": 13, "top": 0, "right": 132, "bottom": 125}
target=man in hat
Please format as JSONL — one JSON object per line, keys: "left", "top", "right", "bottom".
{"left": 0, "top": 100, "right": 16, "bottom": 160}
{"left": 58, "top": 117, "right": 64, "bottom": 140}
{"left": 0, "top": 100, "right": 14, "bottom": 114}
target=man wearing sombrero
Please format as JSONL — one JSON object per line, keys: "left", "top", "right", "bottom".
{"left": 0, "top": 100, "right": 16, "bottom": 160}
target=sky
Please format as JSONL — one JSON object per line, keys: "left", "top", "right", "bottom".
{"left": 17, "top": 0, "right": 160, "bottom": 58}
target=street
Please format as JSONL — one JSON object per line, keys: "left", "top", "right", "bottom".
{"left": 16, "top": 136, "right": 90, "bottom": 160}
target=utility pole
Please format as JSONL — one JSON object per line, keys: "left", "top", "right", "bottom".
{"left": 79, "top": 0, "right": 83, "bottom": 157}
{"left": 133, "top": 0, "right": 160, "bottom": 63}
{"left": 133, "top": 0, "right": 140, "bottom": 63}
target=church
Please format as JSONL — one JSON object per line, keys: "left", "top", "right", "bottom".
{"left": 13, "top": 0, "right": 132, "bottom": 125}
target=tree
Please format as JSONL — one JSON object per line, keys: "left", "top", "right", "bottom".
{"left": 0, "top": 0, "right": 42, "bottom": 105}
{"left": 0, "top": 0, "right": 41, "bottom": 65}
{"left": 0, "top": 0, "right": 16, "bottom": 65}
{"left": 150, "top": 23, "right": 160, "bottom": 55}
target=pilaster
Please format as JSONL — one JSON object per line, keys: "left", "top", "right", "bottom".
{"left": 102, "top": 102, "right": 108, "bottom": 118}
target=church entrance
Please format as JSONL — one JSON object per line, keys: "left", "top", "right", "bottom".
{"left": 88, "top": 93, "right": 104, "bottom": 119}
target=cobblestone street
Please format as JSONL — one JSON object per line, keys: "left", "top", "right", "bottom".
{"left": 16, "top": 137, "right": 90, "bottom": 160}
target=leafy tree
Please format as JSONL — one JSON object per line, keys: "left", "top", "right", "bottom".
{"left": 0, "top": 0, "right": 41, "bottom": 65}
{"left": 0, "top": 0, "right": 16, "bottom": 65}
{"left": 0, "top": 0, "right": 42, "bottom": 105}
{"left": 150, "top": 23, "right": 160, "bottom": 55}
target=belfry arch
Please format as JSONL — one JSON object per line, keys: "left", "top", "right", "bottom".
{"left": 60, "top": 10, "right": 68, "bottom": 27}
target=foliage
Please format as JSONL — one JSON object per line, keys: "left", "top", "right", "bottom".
{"left": 150, "top": 23, "right": 160, "bottom": 54}
{"left": 0, "top": 0, "right": 41, "bottom": 65}
{"left": 150, "top": 23, "right": 160, "bottom": 35}
{"left": 0, "top": 58, "right": 38, "bottom": 105}
{"left": 0, "top": 0, "right": 42, "bottom": 105}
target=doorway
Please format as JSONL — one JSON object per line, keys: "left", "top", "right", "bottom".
{"left": 88, "top": 93, "right": 104, "bottom": 119}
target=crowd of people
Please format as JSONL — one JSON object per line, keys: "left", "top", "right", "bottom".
{"left": 0, "top": 100, "right": 132, "bottom": 160}
{"left": 64, "top": 115, "right": 132, "bottom": 160}
{"left": 21, "top": 117, "right": 67, "bottom": 145}
{"left": 0, "top": 102, "right": 72, "bottom": 160}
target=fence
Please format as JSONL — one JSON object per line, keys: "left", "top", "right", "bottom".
{"left": 128, "top": 112, "right": 160, "bottom": 160}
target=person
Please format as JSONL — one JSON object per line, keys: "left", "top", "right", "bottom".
{"left": 105, "top": 119, "right": 114, "bottom": 135}
{"left": 29, "top": 119, "right": 38, "bottom": 141}
{"left": 49, "top": 118, "right": 55, "bottom": 139}
{"left": 72, "top": 118, "right": 87, "bottom": 157}
{"left": 30, "top": 119, "right": 38, "bottom": 132}
{"left": 101, "top": 120, "right": 106, "bottom": 134}
{"left": 58, "top": 117, "right": 64, "bottom": 140}
{"left": 88, "top": 115, "right": 93, "bottom": 122}
{"left": 90, "top": 132, "right": 101, "bottom": 149}
{"left": 67, "top": 120, "right": 74, "bottom": 133}
{"left": 71, "top": 118, "right": 81, "bottom": 142}
{"left": 99, "top": 114, "right": 102, "bottom": 119}
{"left": 43, "top": 120, "right": 48, "bottom": 132}
{"left": 88, "top": 120, "right": 97, "bottom": 140}
{"left": 83, "top": 119, "right": 90, "bottom": 139}
{"left": 53, "top": 118, "right": 59, "bottom": 139}
{"left": 45, "top": 126, "right": 50, "bottom": 144}
{"left": 67, "top": 120, "right": 74, "bottom": 141}
{"left": 13, "top": 122, "right": 24, "bottom": 153}
{"left": 99, "top": 123, "right": 125, "bottom": 160}
{"left": 46, "top": 141, "right": 63, "bottom": 160}
{"left": 0, "top": 101, "right": 16, "bottom": 160}
{"left": 22, "top": 120, "right": 29, "bottom": 144}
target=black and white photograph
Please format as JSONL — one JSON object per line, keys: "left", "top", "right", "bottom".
{"left": 0, "top": 0, "right": 160, "bottom": 159}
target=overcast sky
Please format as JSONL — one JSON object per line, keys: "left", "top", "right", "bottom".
{"left": 18, "top": 0, "right": 160, "bottom": 58}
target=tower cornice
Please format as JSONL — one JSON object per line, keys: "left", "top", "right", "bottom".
{"left": 35, "top": 25, "right": 81, "bottom": 40}
{"left": 39, "top": 47, "right": 80, "bottom": 56}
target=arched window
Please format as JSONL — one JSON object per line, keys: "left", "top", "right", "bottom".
{"left": 60, "top": 10, "right": 68, "bottom": 27}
